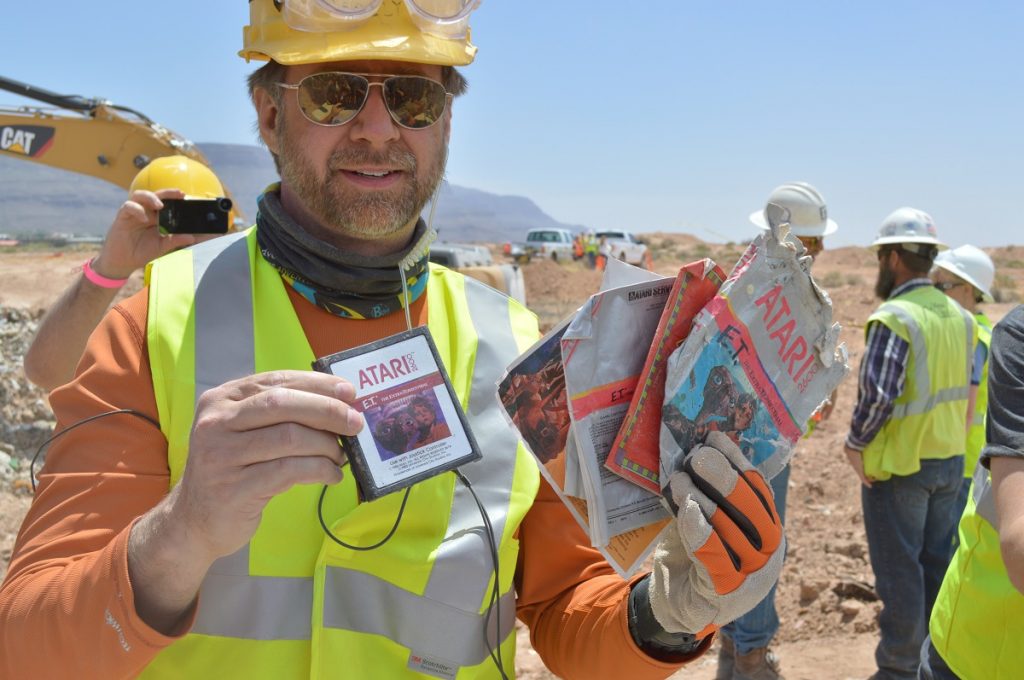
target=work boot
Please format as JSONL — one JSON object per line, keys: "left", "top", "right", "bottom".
{"left": 714, "top": 635, "right": 735, "bottom": 680}
{"left": 733, "top": 646, "right": 784, "bottom": 680}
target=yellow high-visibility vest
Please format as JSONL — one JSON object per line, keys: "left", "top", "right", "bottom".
{"left": 142, "top": 229, "right": 540, "bottom": 678}
{"left": 930, "top": 463, "right": 1024, "bottom": 679}
{"left": 861, "top": 285, "right": 976, "bottom": 481}
{"left": 964, "top": 311, "right": 992, "bottom": 478}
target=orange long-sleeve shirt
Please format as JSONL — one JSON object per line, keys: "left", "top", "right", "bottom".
{"left": 0, "top": 284, "right": 707, "bottom": 679}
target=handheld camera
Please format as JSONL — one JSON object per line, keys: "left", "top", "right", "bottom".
{"left": 158, "top": 197, "right": 233, "bottom": 235}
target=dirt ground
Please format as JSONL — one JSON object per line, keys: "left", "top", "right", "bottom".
{"left": 0, "top": 248, "right": 145, "bottom": 309}
{"left": 2, "top": 237, "right": 1022, "bottom": 679}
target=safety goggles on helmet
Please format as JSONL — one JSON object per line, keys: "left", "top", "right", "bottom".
{"left": 281, "top": 0, "right": 480, "bottom": 40}
{"left": 277, "top": 71, "right": 451, "bottom": 129}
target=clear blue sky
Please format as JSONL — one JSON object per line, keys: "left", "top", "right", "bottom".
{"left": 3, "top": 2, "right": 1021, "bottom": 247}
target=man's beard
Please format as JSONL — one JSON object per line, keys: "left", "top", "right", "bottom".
{"left": 875, "top": 264, "right": 897, "bottom": 300}
{"left": 277, "top": 127, "right": 445, "bottom": 240}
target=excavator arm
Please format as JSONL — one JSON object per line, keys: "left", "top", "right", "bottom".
{"left": 0, "top": 75, "right": 243, "bottom": 219}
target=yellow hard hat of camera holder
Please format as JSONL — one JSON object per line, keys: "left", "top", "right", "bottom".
{"left": 130, "top": 155, "right": 240, "bottom": 232}
{"left": 130, "top": 155, "right": 225, "bottom": 199}
{"left": 241, "top": 0, "right": 477, "bottom": 66}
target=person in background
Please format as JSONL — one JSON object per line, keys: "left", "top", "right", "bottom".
{"left": 844, "top": 208, "right": 976, "bottom": 680}
{"left": 713, "top": 181, "right": 840, "bottom": 680}
{"left": 22, "top": 155, "right": 227, "bottom": 391}
{"left": 597, "top": 235, "right": 610, "bottom": 270}
{"left": 920, "top": 304, "right": 1024, "bottom": 680}
{"left": 572, "top": 231, "right": 585, "bottom": 262}
{"left": 930, "top": 244, "right": 996, "bottom": 520}
{"left": 584, "top": 229, "right": 598, "bottom": 269}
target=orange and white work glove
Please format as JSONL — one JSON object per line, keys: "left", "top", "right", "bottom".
{"left": 649, "top": 431, "right": 785, "bottom": 637}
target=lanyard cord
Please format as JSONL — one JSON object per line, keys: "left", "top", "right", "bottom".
{"left": 397, "top": 162, "right": 442, "bottom": 333}
{"left": 29, "top": 408, "right": 160, "bottom": 492}
{"left": 317, "top": 482, "right": 413, "bottom": 551}
{"left": 399, "top": 266, "right": 414, "bottom": 332}
{"left": 455, "top": 469, "right": 509, "bottom": 680}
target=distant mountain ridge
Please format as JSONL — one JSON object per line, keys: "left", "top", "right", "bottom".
{"left": 0, "top": 142, "right": 581, "bottom": 242}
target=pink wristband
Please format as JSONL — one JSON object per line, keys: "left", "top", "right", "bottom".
{"left": 82, "top": 258, "right": 128, "bottom": 289}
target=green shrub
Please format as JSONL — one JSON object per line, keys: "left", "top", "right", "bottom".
{"left": 691, "top": 243, "right": 711, "bottom": 258}
{"left": 992, "top": 272, "right": 1019, "bottom": 302}
{"left": 995, "top": 272, "right": 1017, "bottom": 290}
{"left": 819, "top": 270, "right": 844, "bottom": 288}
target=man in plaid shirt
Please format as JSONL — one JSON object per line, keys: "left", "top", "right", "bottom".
{"left": 844, "top": 208, "right": 977, "bottom": 680}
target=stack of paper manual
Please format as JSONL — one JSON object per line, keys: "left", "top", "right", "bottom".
{"left": 497, "top": 258, "right": 725, "bottom": 576}
{"left": 497, "top": 213, "right": 848, "bottom": 578}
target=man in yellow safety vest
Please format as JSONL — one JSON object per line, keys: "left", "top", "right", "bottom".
{"left": 0, "top": 2, "right": 786, "bottom": 678}
{"left": 843, "top": 208, "right": 977, "bottom": 680}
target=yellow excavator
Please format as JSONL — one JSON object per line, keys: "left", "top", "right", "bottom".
{"left": 0, "top": 74, "right": 242, "bottom": 218}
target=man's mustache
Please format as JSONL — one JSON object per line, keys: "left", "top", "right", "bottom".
{"left": 328, "top": 146, "right": 417, "bottom": 173}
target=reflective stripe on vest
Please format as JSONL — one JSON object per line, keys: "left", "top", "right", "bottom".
{"left": 149, "top": 230, "right": 537, "bottom": 674}
{"left": 192, "top": 231, "right": 253, "bottom": 408}
{"left": 193, "top": 557, "right": 312, "bottom": 640}
{"left": 970, "top": 461, "right": 998, "bottom": 528}
{"left": 322, "top": 568, "right": 516, "bottom": 668}
{"left": 877, "top": 301, "right": 973, "bottom": 418}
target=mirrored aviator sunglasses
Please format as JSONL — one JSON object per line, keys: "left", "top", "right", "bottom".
{"left": 277, "top": 72, "right": 451, "bottom": 130}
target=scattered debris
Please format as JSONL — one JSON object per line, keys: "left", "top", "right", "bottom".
{"left": 0, "top": 307, "right": 53, "bottom": 490}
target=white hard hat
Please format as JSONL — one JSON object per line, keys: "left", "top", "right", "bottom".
{"left": 870, "top": 207, "right": 946, "bottom": 251}
{"left": 749, "top": 182, "right": 838, "bottom": 237}
{"left": 933, "top": 244, "right": 995, "bottom": 302}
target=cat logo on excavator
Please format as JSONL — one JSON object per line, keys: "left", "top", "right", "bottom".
{"left": 0, "top": 125, "right": 54, "bottom": 158}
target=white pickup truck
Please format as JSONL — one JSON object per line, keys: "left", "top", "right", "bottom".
{"left": 596, "top": 230, "right": 650, "bottom": 268}
{"left": 523, "top": 228, "right": 577, "bottom": 263}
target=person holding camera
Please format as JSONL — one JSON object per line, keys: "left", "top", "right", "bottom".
{"left": 22, "top": 155, "right": 227, "bottom": 391}
{"left": 1, "top": 3, "right": 786, "bottom": 678}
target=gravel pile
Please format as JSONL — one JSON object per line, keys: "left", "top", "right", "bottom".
{"left": 0, "top": 307, "right": 53, "bottom": 494}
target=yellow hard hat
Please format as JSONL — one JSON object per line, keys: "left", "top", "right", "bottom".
{"left": 129, "top": 155, "right": 225, "bottom": 199}
{"left": 241, "top": 0, "right": 478, "bottom": 67}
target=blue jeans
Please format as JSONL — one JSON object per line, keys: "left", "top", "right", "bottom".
{"left": 863, "top": 456, "right": 964, "bottom": 680}
{"left": 917, "top": 635, "right": 958, "bottom": 680}
{"left": 721, "top": 464, "right": 791, "bottom": 655}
